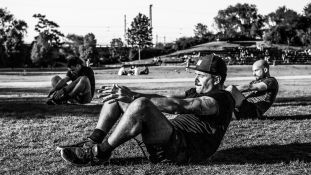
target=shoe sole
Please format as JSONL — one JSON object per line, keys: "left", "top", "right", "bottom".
{"left": 56, "top": 147, "right": 91, "bottom": 166}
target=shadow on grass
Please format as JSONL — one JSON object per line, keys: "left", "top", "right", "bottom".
{"left": 0, "top": 98, "right": 102, "bottom": 119}
{"left": 262, "top": 114, "right": 311, "bottom": 120}
{"left": 92, "top": 143, "right": 311, "bottom": 166}
{"left": 211, "top": 143, "right": 311, "bottom": 165}
{"left": 275, "top": 96, "right": 311, "bottom": 106}
{"left": 107, "top": 157, "right": 149, "bottom": 165}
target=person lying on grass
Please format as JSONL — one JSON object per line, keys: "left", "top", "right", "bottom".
{"left": 47, "top": 57, "right": 95, "bottom": 105}
{"left": 57, "top": 55, "right": 235, "bottom": 165}
{"left": 226, "top": 59, "right": 279, "bottom": 119}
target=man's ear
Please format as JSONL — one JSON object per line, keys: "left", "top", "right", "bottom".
{"left": 213, "top": 75, "right": 221, "bottom": 85}
{"left": 263, "top": 67, "right": 268, "bottom": 73}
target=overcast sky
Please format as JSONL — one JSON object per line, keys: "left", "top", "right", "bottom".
{"left": 2, "top": 0, "right": 310, "bottom": 45}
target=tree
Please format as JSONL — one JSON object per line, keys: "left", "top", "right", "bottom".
{"left": 175, "top": 37, "right": 198, "bottom": 50}
{"left": 264, "top": 6, "right": 301, "bottom": 45}
{"left": 110, "top": 38, "right": 124, "bottom": 48}
{"left": 31, "top": 14, "right": 64, "bottom": 67}
{"left": 126, "top": 13, "right": 153, "bottom": 60}
{"left": 214, "top": 3, "right": 264, "bottom": 40}
{"left": 0, "top": 8, "right": 28, "bottom": 68}
{"left": 193, "top": 23, "right": 216, "bottom": 43}
{"left": 66, "top": 34, "right": 84, "bottom": 57}
{"left": 194, "top": 23, "right": 208, "bottom": 38}
{"left": 33, "top": 14, "right": 64, "bottom": 47}
{"left": 303, "top": 3, "right": 311, "bottom": 17}
{"left": 31, "top": 33, "right": 50, "bottom": 66}
{"left": 79, "top": 33, "right": 99, "bottom": 66}
{"left": 109, "top": 38, "right": 125, "bottom": 62}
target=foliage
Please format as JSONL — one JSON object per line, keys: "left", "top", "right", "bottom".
{"left": 110, "top": 38, "right": 124, "bottom": 48}
{"left": 175, "top": 37, "right": 199, "bottom": 50}
{"left": 0, "top": 8, "right": 28, "bottom": 68}
{"left": 303, "top": 3, "right": 311, "bottom": 17}
{"left": 31, "top": 14, "right": 64, "bottom": 67}
{"left": 31, "top": 33, "right": 61, "bottom": 67}
{"left": 79, "top": 33, "right": 99, "bottom": 66}
{"left": 65, "top": 33, "right": 84, "bottom": 57}
{"left": 33, "top": 14, "right": 64, "bottom": 47}
{"left": 108, "top": 38, "right": 126, "bottom": 63}
{"left": 194, "top": 23, "right": 208, "bottom": 38}
{"left": 126, "top": 13, "right": 153, "bottom": 60}
{"left": 263, "top": 6, "right": 301, "bottom": 46}
{"left": 214, "top": 3, "right": 264, "bottom": 40}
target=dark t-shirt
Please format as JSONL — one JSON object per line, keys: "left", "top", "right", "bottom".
{"left": 243, "top": 77, "right": 278, "bottom": 114}
{"left": 170, "top": 88, "right": 235, "bottom": 162}
{"left": 66, "top": 66, "right": 95, "bottom": 97}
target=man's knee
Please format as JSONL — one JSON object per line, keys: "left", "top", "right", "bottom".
{"left": 225, "top": 85, "right": 244, "bottom": 107}
{"left": 130, "top": 97, "right": 151, "bottom": 111}
{"left": 51, "top": 75, "right": 61, "bottom": 87}
{"left": 79, "top": 76, "right": 90, "bottom": 84}
{"left": 225, "top": 85, "right": 237, "bottom": 93}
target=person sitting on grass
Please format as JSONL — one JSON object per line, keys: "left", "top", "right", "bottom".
{"left": 56, "top": 55, "right": 235, "bottom": 165}
{"left": 139, "top": 65, "right": 149, "bottom": 75}
{"left": 47, "top": 57, "right": 95, "bottom": 105}
{"left": 117, "top": 65, "right": 127, "bottom": 76}
{"left": 226, "top": 59, "right": 279, "bottom": 119}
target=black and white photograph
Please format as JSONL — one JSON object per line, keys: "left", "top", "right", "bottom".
{"left": 1, "top": 0, "right": 311, "bottom": 174}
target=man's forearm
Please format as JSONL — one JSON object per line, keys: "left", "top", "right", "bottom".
{"left": 236, "top": 84, "right": 250, "bottom": 92}
{"left": 132, "top": 92, "right": 165, "bottom": 100}
{"left": 150, "top": 97, "right": 185, "bottom": 114}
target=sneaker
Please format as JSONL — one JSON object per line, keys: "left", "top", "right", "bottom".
{"left": 58, "top": 144, "right": 111, "bottom": 166}
{"left": 46, "top": 97, "right": 68, "bottom": 105}
{"left": 46, "top": 98, "right": 57, "bottom": 105}
{"left": 59, "top": 145, "right": 95, "bottom": 165}
{"left": 56, "top": 139, "right": 95, "bottom": 150}
{"left": 46, "top": 92, "right": 69, "bottom": 105}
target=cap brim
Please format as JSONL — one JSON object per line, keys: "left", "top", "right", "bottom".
{"left": 188, "top": 66, "right": 216, "bottom": 75}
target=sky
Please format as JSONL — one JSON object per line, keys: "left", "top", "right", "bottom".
{"left": 2, "top": 0, "right": 310, "bottom": 45}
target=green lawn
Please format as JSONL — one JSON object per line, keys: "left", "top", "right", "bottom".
{"left": 1, "top": 65, "right": 311, "bottom": 174}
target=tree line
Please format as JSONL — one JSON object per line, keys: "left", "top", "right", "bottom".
{"left": 1, "top": 2, "right": 311, "bottom": 68}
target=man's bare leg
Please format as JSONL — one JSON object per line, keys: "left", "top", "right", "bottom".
{"left": 51, "top": 75, "right": 62, "bottom": 88}
{"left": 58, "top": 97, "right": 174, "bottom": 165}
{"left": 225, "top": 85, "right": 245, "bottom": 107}
{"left": 67, "top": 77, "right": 90, "bottom": 97}
{"left": 88, "top": 100, "right": 126, "bottom": 143}
{"left": 104, "top": 97, "right": 173, "bottom": 150}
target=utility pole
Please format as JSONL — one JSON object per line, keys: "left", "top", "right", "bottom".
{"left": 124, "top": 14, "right": 127, "bottom": 46}
{"left": 149, "top": 4, "right": 152, "bottom": 29}
{"left": 149, "top": 4, "right": 153, "bottom": 45}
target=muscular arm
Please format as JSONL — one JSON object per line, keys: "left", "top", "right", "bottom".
{"left": 236, "top": 82, "right": 267, "bottom": 92}
{"left": 150, "top": 96, "right": 218, "bottom": 116}
{"left": 52, "top": 76, "right": 71, "bottom": 91}
{"left": 131, "top": 90, "right": 186, "bottom": 99}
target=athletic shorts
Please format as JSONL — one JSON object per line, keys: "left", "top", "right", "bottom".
{"left": 234, "top": 100, "right": 262, "bottom": 119}
{"left": 145, "top": 114, "right": 216, "bottom": 164}
{"left": 145, "top": 128, "right": 189, "bottom": 164}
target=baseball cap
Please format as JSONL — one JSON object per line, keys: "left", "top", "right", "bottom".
{"left": 190, "top": 54, "right": 227, "bottom": 77}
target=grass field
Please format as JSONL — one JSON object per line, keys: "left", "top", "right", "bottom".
{"left": 1, "top": 65, "right": 311, "bottom": 174}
